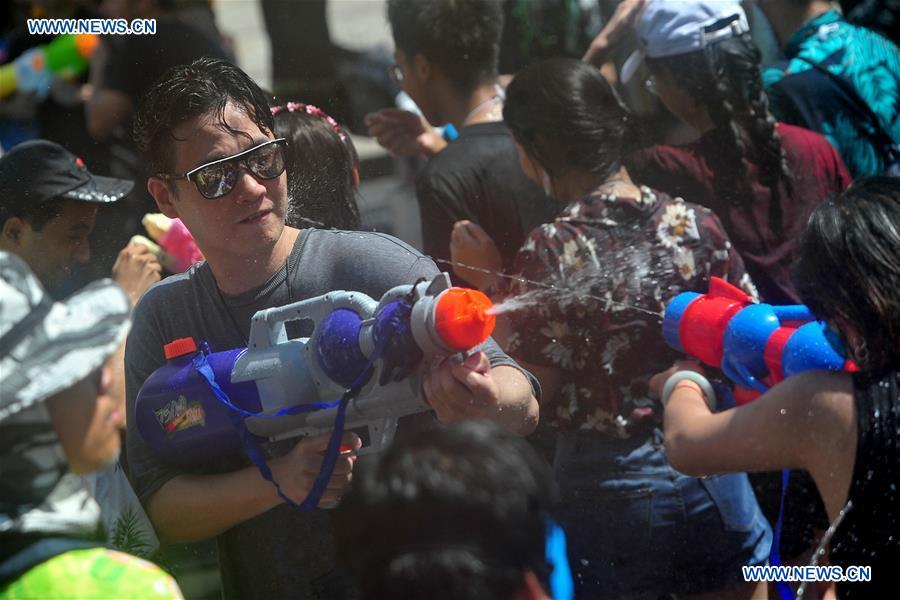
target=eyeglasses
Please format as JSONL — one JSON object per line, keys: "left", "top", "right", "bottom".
{"left": 387, "top": 63, "right": 404, "bottom": 85}
{"left": 157, "top": 138, "right": 288, "bottom": 200}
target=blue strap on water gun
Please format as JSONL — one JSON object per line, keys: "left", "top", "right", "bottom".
{"left": 191, "top": 310, "right": 403, "bottom": 511}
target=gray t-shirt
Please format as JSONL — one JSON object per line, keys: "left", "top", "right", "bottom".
{"left": 124, "top": 229, "right": 536, "bottom": 599}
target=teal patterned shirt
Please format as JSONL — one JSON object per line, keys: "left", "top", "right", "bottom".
{"left": 762, "top": 10, "right": 900, "bottom": 177}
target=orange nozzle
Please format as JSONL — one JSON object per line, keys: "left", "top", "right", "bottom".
{"left": 433, "top": 288, "right": 496, "bottom": 351}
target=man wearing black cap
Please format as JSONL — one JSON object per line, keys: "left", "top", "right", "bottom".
{"left": 0, "top": 140, "right": 165, "bottom": 564}
{"left": 0, "top": 139, "right": 161, "bottom": 302}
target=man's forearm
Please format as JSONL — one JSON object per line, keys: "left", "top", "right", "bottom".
{"left": 146, "top": 466, "right": 282, "bottom": 543}
{"left": 490, "top": 365, "right": 539, "bottom": 436}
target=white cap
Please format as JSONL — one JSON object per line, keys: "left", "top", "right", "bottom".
{"left": 621, "top": 0, "right": 750, "bottom": 84}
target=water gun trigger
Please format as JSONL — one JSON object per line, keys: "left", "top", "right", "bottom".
{"left": 663, "top": 279, "right": 855, "bottom": 406}
{"left": 721, "top": 356, "right": 769, "bottom": 394}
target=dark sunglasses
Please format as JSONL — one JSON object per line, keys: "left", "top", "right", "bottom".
{"left": 157, "top": 138, "right": 288, "bottom": 200}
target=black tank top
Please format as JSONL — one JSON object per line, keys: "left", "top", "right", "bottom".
{"left": 830, "top": 370, "right": 900, "bottom": 598}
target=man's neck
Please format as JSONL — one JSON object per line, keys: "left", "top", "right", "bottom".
{"left": 206, "top": 227, "right": 300, "bottom": 295}
{"left": 767, "top": 1, "right": 833, "bottom": 49}
{"left": 444, "top": 80, "right": 503, "bottom": 129}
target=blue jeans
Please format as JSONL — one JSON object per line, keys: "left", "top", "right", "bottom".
{"left": 554, "top": 428, "right": 771, "bottom": 599}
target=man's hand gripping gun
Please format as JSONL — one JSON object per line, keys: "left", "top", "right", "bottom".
{"left": 135, "top": 273, "right": 496, "bottom": 468}
{"left": 662, "top": 277, "right": 857, "bottom": 406}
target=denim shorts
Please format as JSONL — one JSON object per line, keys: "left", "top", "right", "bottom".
{"left": 553, "top": 428, "right": 771, "bottom": 599}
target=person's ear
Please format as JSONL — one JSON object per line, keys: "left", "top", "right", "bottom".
{"left": 413, "top": 53, "right": 432, "bottom": 82}
{"left": 1, "top": 217, "right": 30, "bottom": 248}
{"left": 147, "top": 177, "right": 179, "bottom": 219}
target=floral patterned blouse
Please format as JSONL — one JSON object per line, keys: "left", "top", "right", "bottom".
{"left": 500, "top": 186, "right": 757, "bottom": 438}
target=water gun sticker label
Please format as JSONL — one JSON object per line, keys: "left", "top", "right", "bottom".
{"left": 154, "top": 395, "right": 206, "bottom": 435}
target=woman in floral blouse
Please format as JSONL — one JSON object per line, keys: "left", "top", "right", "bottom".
{"left": 469, "top": 58, "right": 773, "bottom": 598}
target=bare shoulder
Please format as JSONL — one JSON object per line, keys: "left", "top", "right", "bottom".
{"left": 785, "top": 371, "right": 857, "bottom": 519}
{"left": 791, "top": 370, "right": 855, "bottom": 419}
{"left": 776, "top": 371, "right": 855, "bottom": 433}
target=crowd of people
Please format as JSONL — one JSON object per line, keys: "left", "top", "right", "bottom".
{"left": 1, "top": 1, "right": 897, "bottom": 599}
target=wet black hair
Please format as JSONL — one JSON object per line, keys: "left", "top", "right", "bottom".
{"left": 793, "top": 176, "right": 900, "bottom": 372}
{"left": 386, "top": 0, "right": 503, "bottom": 92}
{"left": 133, "top": 58, "right": 274, "bottom": 177}
{"left": 647, "top": 32, "right": 793, "bottom": 231}
{"left": 503, "top": 58, "right": 633, "bottom": 183}
{"left": 336, "top": 421, "right": 558, "bottom": 600}
{"left": 273, "top": 108, "right": 361, "bottom": 230}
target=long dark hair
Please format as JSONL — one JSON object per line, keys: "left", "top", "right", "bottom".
{"left": 648, "top": 32, "right": 792, "bottom": 230}
{"left": 793, "top": 177, "right": 900, "bottom": 372}
{"left": 503, "top": 58, "right": 634, "bottom": 183}
{"left": 273, "top": 107, "right": 361, "bottom": 230}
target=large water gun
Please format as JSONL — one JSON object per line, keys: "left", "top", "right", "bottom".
{"left": 135, "top": 273, "right": 496, "bottom": 466}
{"left": 0, "top": 34, "right": 99, "bottom": 100}
{"left": 131, "top": 213, "right": 204, "bottom": 273}
{"left": 663, "top": 277, "right": 857, "bottom": 405}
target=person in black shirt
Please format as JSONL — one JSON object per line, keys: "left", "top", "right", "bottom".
{"left": 365, "top": 0, "right": 555, "bottom": 285}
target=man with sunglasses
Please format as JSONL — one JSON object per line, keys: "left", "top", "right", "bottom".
{"left": 127, "top": 57, "right": 540, "bottom": 599}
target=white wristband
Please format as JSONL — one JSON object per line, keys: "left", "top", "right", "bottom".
{"left": 661, "top": 371, "right": 716, "bottom": 411}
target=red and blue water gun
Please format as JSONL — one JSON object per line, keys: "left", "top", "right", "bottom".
{"left": 663, "top": 277, "right": 857, "bottom": 405}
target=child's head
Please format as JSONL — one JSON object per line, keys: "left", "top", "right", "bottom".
{"left": 272, "top": 103, "right": 361, "bottom": 231}
{"left": 336, "top": 420, "right": 564, "bottom": 600}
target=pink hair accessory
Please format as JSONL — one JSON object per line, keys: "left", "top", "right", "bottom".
{"left": 271, "top": 102, "right": 347, "bottom": 141}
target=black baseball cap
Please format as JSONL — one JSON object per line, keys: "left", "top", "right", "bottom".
{"left": 0, "top": 140, "right": 133, "bottom": 218}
